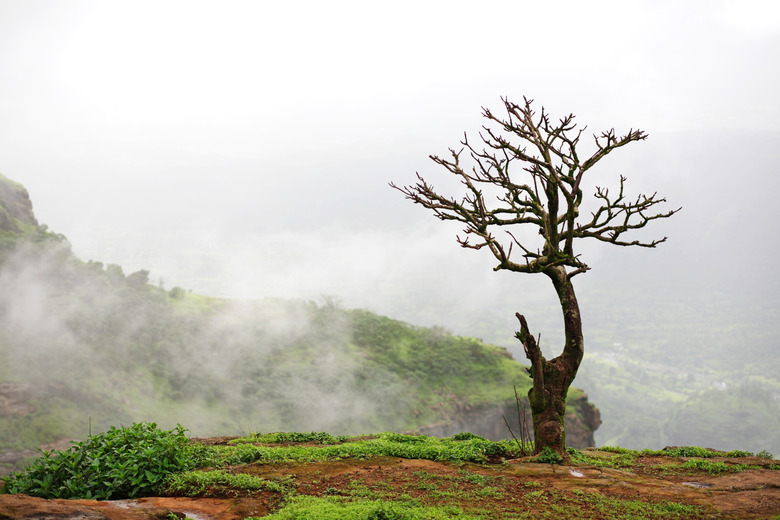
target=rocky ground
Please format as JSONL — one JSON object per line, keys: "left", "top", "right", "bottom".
{"left": 1, "top": 436, "right": 779, "bottom": 519}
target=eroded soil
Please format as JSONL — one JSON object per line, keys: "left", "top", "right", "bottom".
{"left": 1, "top": 443, "right": 779, "bottom": 519}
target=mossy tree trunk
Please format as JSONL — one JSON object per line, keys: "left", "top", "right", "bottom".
{"left": 516, "top": 265, "right": 583, "bottom": 457}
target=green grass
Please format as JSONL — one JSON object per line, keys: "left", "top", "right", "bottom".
{"left": 255, "top": 495, "right": 481, "bottom": 520}
{"left": 163, "top": 469, "right": 292, "bottom": 496}
{"left": 565, "top": 444, "right": 780, "bottom": 480}
{"left": 192, "top": 432, "right": 519, "bottom": 467}
{"left": 639, "top": 446, "right": 772, "bottom": 459}
{"left": 640, "top": 446, "right": 719, "bottom": 458}
{"left": 316, "top": 476, "right": 711, "bottom": 520}
{"left": 555, "top": 490, "right": 703, "bottom": 519}
{"left": 568, "top": 448, "right": 638, "bottom": 469}
{"left": 231, "top": 431, "right": 350, "bottom": 445}
{"left": 2, "top": 425, "right": 769, "bottom": 519}
{"left": 664, "top": 459, "right": 760, "bottom": 475}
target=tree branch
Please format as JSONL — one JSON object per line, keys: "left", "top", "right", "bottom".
{"left": 515, "top": 313, "right": 547, "bottom": 409}
{"left": 574, "top": 176, "right": 682, "bottom": 247}
{"left": 390, "top": 96, "right": 679, "bottom": 276}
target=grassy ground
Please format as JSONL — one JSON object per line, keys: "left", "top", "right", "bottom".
{"left": 169, "top": 434, "right": 780, "bottom": 519}
{"left": 2, "top": 428, "right": 779, "bottom": 519}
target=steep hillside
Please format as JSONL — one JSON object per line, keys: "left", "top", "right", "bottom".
{"left": 0, "top": 175, "right": 599, "bottom": 474}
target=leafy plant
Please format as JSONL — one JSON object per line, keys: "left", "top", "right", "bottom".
{"left": 724, "top": 450, "right": 754, "bottom": 457}
{"left": 534, "top": 446, "right": 564, "bottom": 465}
{"left": 449, "top": 432, "right": 485, "bottom": 441}
{"left": 0, "top": 422, "right": 192, "bottom": 499}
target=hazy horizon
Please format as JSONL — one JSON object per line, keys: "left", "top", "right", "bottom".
{"left": 1, "top": 0, "right": 778, "bottom": 341}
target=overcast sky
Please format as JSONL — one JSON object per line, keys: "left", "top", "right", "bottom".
{"left": 1, "top": 0, "right": 779, "bottom": 337}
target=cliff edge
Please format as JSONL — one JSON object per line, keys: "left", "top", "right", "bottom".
{"left": 0, "top": 174, "right": 38, "bottom": 233}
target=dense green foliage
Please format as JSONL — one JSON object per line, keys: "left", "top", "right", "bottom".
{"left": 0, "top": 423, "right": 192, "bottom": 499}
{"left": 348, "top": 310, "right": 528, "bottom": 425}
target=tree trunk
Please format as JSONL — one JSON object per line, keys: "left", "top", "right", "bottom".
{"left": 516, "top": 265, "right": 584, "bottom": 457}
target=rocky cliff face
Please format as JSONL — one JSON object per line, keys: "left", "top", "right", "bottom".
{"left": 563, "top": 392, "right": 603, "bottom": 449}
{"left": 0, "top": 174, "right": 38, "bottom": 233}
{"left": 415, "top": 392, "right": 601, "bottom": 449}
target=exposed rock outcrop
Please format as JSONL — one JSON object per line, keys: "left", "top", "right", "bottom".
{"left": 0, "top": 174, "right": 38, "bottom": 233}
{"left": 0, "top": 383, "right": 34, "bottom": 417}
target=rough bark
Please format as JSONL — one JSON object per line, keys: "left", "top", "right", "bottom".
{"left": 516, "top": 265, "right": 583, "bottom": 456}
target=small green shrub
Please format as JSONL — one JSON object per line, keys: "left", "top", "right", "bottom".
{"left": 665, "top": 446, "right": 712, "bottom": 458}
{"left": 724, "top": 450, "right": 753, "bottom": 457}
{"left": 0, "top": 422, "right": 192, "bottom": 500}
{"left": 534, "top": 447, "right": 563, "bottom": 465}
{"left": 450, "top": 432, "right": 485, "bottom": 441}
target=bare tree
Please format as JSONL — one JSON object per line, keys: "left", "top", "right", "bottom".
{"left": 391, "top": 97, "right": 679, "bottom": 457}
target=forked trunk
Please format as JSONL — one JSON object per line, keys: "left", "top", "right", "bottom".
{"left": 516, "top": 266, "right": 584, "bottom": 457}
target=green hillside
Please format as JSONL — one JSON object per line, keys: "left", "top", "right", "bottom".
{"left": 0, "top": 226, "right": 595, "bottom": 473}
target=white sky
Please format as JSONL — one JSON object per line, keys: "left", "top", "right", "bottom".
{"left": 1, "top": 0, "right": 779, "bottom": 334}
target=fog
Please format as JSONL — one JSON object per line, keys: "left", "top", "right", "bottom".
{"left": 0, "top": 241, "right": 411, "bottom": 439}
{"left": 1, "top": 1, "right": 779, "bottom": 449}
